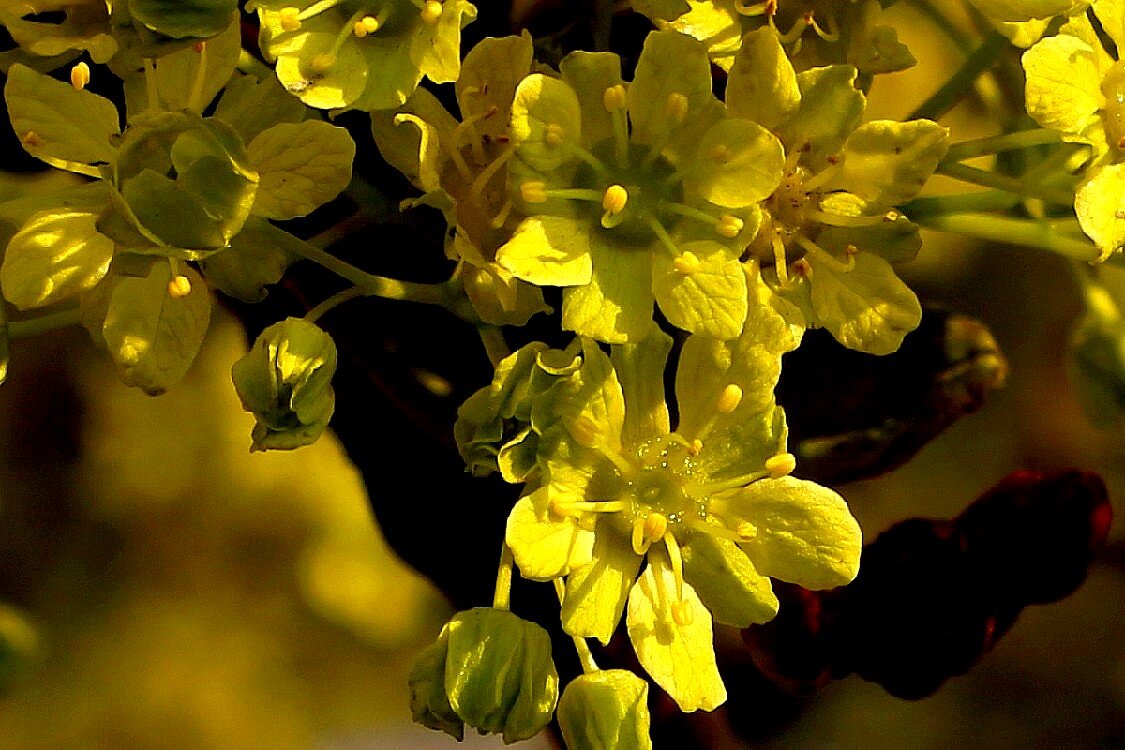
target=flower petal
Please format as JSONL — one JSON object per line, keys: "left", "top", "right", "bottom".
{"left": 497, "top": 215, "right": 594, "bottom": 286}
{"left": 562, "top": 522, "right": 643, "bottom": 644}
{"left": 612, "top": 328, "right": 673, "bottom": 446}
{"left": 681, "top": 534, "right": 778, "bottom": 627}
{"left": 727, "top": 476, "right": 862, "bottom": 589}
{"left": 1022, "top": 33, "right": 1104, "bottom": 136}
{"left": 652, "top": 241, "right": 747, "bottom": 338}
{"left": 506, "top": 488, "right": 596, "bottom": 581}
{"left": 561, "top": 236, "right": 655, "bottom": 343}
{"left": 560, "top": 51, "right": 626, "bottom": 148}
{"left": 726, "top": 27, "right": 802, "bottom": 130}
{"left": 511, "top": 73, "right": 583, "bottom": 173}
{"left": 1076, "top": 163, "right": 1125, "bottom": 261}
{"left": 684, "top": 119, "right": 785, "bottom": 208}
{"left": 626, "top": 554, "right": 726, "bottom": 712}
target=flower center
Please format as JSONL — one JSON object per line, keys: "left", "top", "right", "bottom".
{"left": 624, "top": 436, "right": 706, "bottom": 528}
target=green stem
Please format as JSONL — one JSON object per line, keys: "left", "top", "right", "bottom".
{"left": 908, "top": 32, "right": 1008, "bottom": 121}
{"left": 909, "top": 0, "right": 973, "bottom": 54}
{"left": 7, "top": 307, "right": 82, "bottom": 338}
{"left": 552, "top": 579, "right": 599, "bottom": 675}
{"left": 287, "top": 239, "right": 456, "bottom": 309}
{"left": 901, "top": 190, "right": 1020, "bottom": 217}
{"left": 936, "top": 161, "right": 1075, "bottom": 206}
{"left": 944, "top": 129, "right": 1063, "bottom": 162}
{"left": 493, "top": 543, "right": 514, "bottom": 611}
{"left": 915, "top": 213, "right": 1099, "bottom": 261}
{"left": 304, "top": 287, "right": 364, "bottom": 323}
{"left": 478, "top": 325, "right": 510, "bottom": 367}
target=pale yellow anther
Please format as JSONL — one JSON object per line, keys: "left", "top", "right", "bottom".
{"left": 716, "top": 383, "right": 743, "bottom": 414}
{"left": 688, "top": 438, "right": 704, "bottom": 456}
{"left": 664, "top": 92, "right": 689, "bottom": 124}
{"left": 70, "top": 62, "right": 90, "bottom": 91}
{"left": 520, "top": 180, "right": 548, "bottom": 204}
{"left": 883, "top": 210, "right": 901, "bottom": 222}
{"left": 792, "top": 258, "right": 813, "bottom": 278}
{"left": 544, "top": 123, "right": 565, "bottom": 145}
{"left": 671, "top": 599, "right": 693, "bottom": 626}
{"left": 709, "top": 144, "right": 731, "bottom": 164}
{"left": 643, "top": 512, "right": 669, "bottom": 545}
{"left": 603, "top": 84, "right": 627, "bottom": 112}
{"left": 168, "top": 275, "right": 192, "bottom": 298}
{"left": 420, "top": 0, "right": 443, "bottom": 24}
{"left": 360, "top": 15, "right": 380, "bottom": 33}
{"left": 602, "top": 184, "right": 628, "bottom": 215}
{"left": 765, "top": 452, "right": 797, "bottom": 478}
{"left": 736, "top": 521, "right": 757, "bottom": 540}
{"left": 716, "top": 214, "right": 744, "bottom": 238}
{"left": 673, "top": 250, "right": 701, "bottom": 275}
{"left": 845, "top": 244, "right": 859, "bottom": 256}
{"left": 279, "top": 7, "right": 302, "bottom": 31}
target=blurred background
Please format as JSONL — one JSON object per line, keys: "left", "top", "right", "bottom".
{"left": 0, "top": 2, "right": 1123, "bottom": 748}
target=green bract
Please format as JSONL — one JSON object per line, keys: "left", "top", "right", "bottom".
{"left": 470, "top": 273, "right": 861, "bottom": 712}
{"left": 557, "top": 669, "right": 652, "bottom": 750}
{"left": 250, "top": 0, "right": 477, "bottom": 111}
{"left": 651, "top": 0, "right": 914, "bottom": 76}
{"left": 498, "top": 30, "right": 782, "bottom": 342}
{"left": 728, "top": 28, "right": 943, "bottom": 354}
{"left": 232, "top": 317, "right": 337, "bottom": 451}
{"left": 371, "top": 33, "right": 549, "bottom": 326}
{"left": 411, "top": 608, "right": 559, "bottom": 743}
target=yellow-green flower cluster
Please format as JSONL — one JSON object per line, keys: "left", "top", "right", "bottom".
{"left": 498, "top": 30, "right": 782, "bottom": 343}
{"left": 1022, "top": 0, "right": 1125, "bottom": 259}
{"left": 250, "top": 0, "right": 477, "bottom": 110}
{"left": 456, "top": 272, "right": 862, "bottom": 712}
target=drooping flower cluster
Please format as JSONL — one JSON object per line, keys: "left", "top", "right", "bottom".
{"left": 455, "top": 271, "right": 863, "bottom": 711}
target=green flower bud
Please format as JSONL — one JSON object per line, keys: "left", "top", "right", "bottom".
{"left": 557, "top": 670, "right": 652, "bottom": 750}
{"left": 0, "top": 604, "right": 39, "bottom": 692}
{"left": 454, "top": 341, "right": 582, "bottom": 482}
{"left": 105, "top": 111, "right": 258, "bottom": 259}
{"left": 408, "top": 629, "right": 464, "bottom": 741}
{"left": 232, "top": 317, "right": 337, "bottom": 451}
{"left": 417, "top": 607, "right": 559, "bottom": 743}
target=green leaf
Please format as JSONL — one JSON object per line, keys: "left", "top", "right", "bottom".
{"left": 1022, "top": 33, "right": 1105, "bottom": 136}
{"left": 129, "top": 0, "right": 239, "bottom": 39}
{"left": 5, "top": 63, "right": 120, "bottom": 174}
{"left": 834, "top": 120, "right": 949, "bottom": 205}
{"left": 562, "top": 525, "right": 644, "bottom": 645}
{"left": 561, "top": 238, "right": 655, "bottom": 344}
{"left": 808, "top": 250, "right": 922, "bottom": 355}
{"left": 558, "top": 669, "right": 652, "bottom": 750}
{"left": 247, "top": 120, "right": 355, "bottom": 220}
{"left": 685, "top": 118, "right": 785, "bottom": 208}
{"left": 1076, "top": 163, "right": 1125, "bottom": 261}
{"left": 726, "top": 27, "right": 801, "bottom": 130}
{"left": 681, "top": 535, "right": 778, "bottom": 627}
{"left": 612, "top": 327, "right": 673, "bottom": 446}
{"left": 726, "top": 476, "right": 862, "bottom": 589}
{"left": 652, "top": 241, "right": 747, "bottom": 339}
{"left": 626, "top": 555, "right": 726, "bottom": 712}
{"left": 200, "top": 217, "right": 301, "bottom": 303}
{"left": 1, "top": 209, "right": 114, "bottom": 310}
{"left": 100, "top": 261, "right": 211, "bottom": 394}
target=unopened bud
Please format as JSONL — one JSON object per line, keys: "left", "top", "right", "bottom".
{"left": 557, "top": 671, "right": 651, "bottom": 750}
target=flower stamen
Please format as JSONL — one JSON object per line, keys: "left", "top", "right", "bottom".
{"left": 70, "top": 62, "right": 90, "bottom": 91}
{"left": 420, "top": 0, "right": 444, "bottom": 24}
